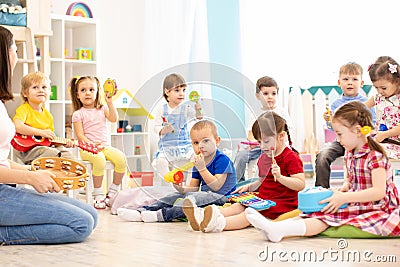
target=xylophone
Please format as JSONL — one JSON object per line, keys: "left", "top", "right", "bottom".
{"left": 226, "top": 192, "right": 276, "bottom": 211}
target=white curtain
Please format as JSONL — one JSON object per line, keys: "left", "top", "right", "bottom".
{"left": 141, "top": 0, "right": 209, "bottom": 81}
{"left": 140, "top": 0, "right": 210, "bottom": 157}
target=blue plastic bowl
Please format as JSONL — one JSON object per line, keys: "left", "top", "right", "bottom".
{"left": 298, "top": 186, "right": 347, "bottom": 213}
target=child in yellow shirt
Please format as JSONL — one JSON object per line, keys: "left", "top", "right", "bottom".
{"left": 13, "top": 72, "right": 75, "bottom": 164}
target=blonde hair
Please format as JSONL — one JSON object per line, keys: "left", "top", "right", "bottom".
{"left": 339, "top": 62, "right": 363, "bottom": 76}
{"left": 190, "top": 120, "right": 218, "bottom": 139}
{"left": 20, "top": 72, "right": 51, "bottom": 102}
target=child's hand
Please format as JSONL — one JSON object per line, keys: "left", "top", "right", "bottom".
{"left": 94, "top": 142, "right": 105, "bottom": 151}
{"left": 172, "top": 182, "right": 184, "bottom": 194}
{"left": 319, "top": 189, "right": 347, "bottom": 214}
{"left": 323, "top": 109, "right": 332, "bottom": 122}
{"left": 194, "top": 102, "right": 203, "bottom": 119}
{"left": 104, "top": 90, "right": 116, "bottom": 103}
{"left": 193, "top": 153, "right": 206, "bottom": 172}
{"left": 233, "top": 184, "right": 250, "bottom": 194}
{"left": 160, "top": 123, "right": 174, "bottom": 135}
{"left": 271, "top": 161, "right": 281, "bottom": 181}
{"left": 65, "top": 139, "right": 75, "bottom": 148}
{"left": 373, "top": 131, "right": 388, "bottom": 143}
{"left": 40, "top": 129, "right": 55, "bottom": 140}
{"left": 339, "top": 181, "right": 351, "bottom": 192}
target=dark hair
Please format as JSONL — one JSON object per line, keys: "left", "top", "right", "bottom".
{"left": 339, "top": 62, "right": 363, "bottom": 76}
{"left": 256, "top": 76, "right": 278, "bottom": 94}
{"left": 162, "top": 73, "right": 186, "bottom": 102}
{"left": 332, "top": 101, "right": 386, "bottom": 156}
{"left": 70, "top": 76, "right": 103, "bottom": 111}
{"left": 0, "top": 26, "right": 14, "bottom": 101}
{"left": 252, "top": 112, "right": 298, "bottom": 154}
{"left": 368, "top": 56, "right": 400, "bottom": 85}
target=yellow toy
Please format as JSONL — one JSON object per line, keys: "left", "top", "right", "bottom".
{"left": 164, "top": 161, "right": 195, "bottom": 184}
{"left": 103, "top": 78, "right": 117, "bottom": 96}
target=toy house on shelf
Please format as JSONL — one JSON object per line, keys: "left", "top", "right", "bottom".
{"left": 112, "top": 89, "right": 154, "bottom": 118}
{"left": 110, "top": 89, "right": 154, "bottom": 184}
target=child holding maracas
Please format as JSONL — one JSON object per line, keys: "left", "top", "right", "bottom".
{"left": 153, "top": 73, "right": 203, "bottom": 184}
{"left": 117, "top": 120, "right": 237, "bottom": 224}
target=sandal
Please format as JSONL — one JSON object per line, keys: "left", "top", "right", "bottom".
{"left": 104, "top": 195, "right": 112, "bottom": 207}
{"left": 94, "top": 199, "right": 106, "bottom": 209}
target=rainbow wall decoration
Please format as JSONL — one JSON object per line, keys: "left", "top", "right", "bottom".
{"left": 66, "top": 2, "right": 93, "bottom": 18}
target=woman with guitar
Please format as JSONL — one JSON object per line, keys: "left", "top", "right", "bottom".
{"left": 0, "top": 25, "right": 97, "bottom": 245}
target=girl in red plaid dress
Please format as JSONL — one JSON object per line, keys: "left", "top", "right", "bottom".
{"left": 246, "top": 101, "right": 400, "bottom": 242}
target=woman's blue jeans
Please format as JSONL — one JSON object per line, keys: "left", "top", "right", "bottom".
{"left": 0, "top": 185, "right": 98, "bottom": 245}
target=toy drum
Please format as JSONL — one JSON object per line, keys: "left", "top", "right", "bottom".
{"left": 31, "top": 157, "right": 88, "bottom": 190}
{"left": 298, "top": 186, "right": 348, "bottom": 213}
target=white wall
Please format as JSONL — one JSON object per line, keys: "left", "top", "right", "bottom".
{"left": 52, "top": 0, "right": 400, "bottom": 94}
{"left": 51, "top": 0, "right": 146, "bottom": 92}
{"left": 51, "top": 0, "right": 400, "bottom": 154}
{"left": 239, "top": 0, "right": 400, "bottom": 90}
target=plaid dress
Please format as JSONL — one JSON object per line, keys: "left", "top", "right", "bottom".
{"left": 304, "top": 144, "right": 400, "bottom": 236}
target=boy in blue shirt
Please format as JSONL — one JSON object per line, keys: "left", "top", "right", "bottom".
{"left": 118, "top": 120, "right": 236, "bottom": 222}
{"left": 315, "top": 62, "right": 376, "bottom": 188}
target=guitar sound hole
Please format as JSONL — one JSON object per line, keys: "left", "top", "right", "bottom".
{"left": 32, "top": 136, "right": 45, "bottom": 142}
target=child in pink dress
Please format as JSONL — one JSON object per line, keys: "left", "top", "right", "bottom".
{"left": 246, "top": 101, "right": 400, "bottom": 242}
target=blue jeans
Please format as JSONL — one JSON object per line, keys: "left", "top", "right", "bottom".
{"left": 0, "top": 185, "right": 98, "bottom": 245}
{"left": 315, "top": 140, "right": 345, "bottom": 188}
{"left": 234, "top": 147, "right": 262, "bottom": 182}
{"left": 141, "top": 191, "right": 227, "bottom": 222}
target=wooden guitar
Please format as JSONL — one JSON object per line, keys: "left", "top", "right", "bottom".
{"left": 11, "top": 133, "right": 99, "bottom": 154}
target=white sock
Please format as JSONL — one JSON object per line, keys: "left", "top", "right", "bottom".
{"left": 107, "top": 184, "right": 119, "bottom": 197}
{"left": 141, "top": 210, "right": 159, "bottom": 223}
{"left": 201, "top": 205, "right": 226, "bottom": 233}
{"left": 93, "top": 188, "right": 104, "bottom": 201}
{"left": 245, "top": 208, "right": 305, "bottom": 242}
{"left": 117, "top": 208, "right": 142, "bottom": 222}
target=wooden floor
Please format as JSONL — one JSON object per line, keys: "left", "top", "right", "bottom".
{"left": 3, "top": 177, "right": 400, "bottom": 266}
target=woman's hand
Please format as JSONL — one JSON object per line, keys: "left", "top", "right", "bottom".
{"left": 29, "top": 170, "right": 60, "bottom": 193}
{"left": 319, "top": 189, "right": 347, "bottom": 214}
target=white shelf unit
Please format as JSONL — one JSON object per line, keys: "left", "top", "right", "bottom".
{"left": 111, "top": 132, "right": 150, "bottom": 172}
{"left": 111, "top": 132, "right": 151, "bottom": 173}
{"left": 49, "top": 14, "right": 98, "bottom": 138}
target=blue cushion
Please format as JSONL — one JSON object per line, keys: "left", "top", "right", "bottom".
{"left": 0, "top": 13, "right": 26, "bottom": 27}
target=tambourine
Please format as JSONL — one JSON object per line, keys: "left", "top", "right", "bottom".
{"left": 31, "top": 157, "right": 88, "bottom": 190}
